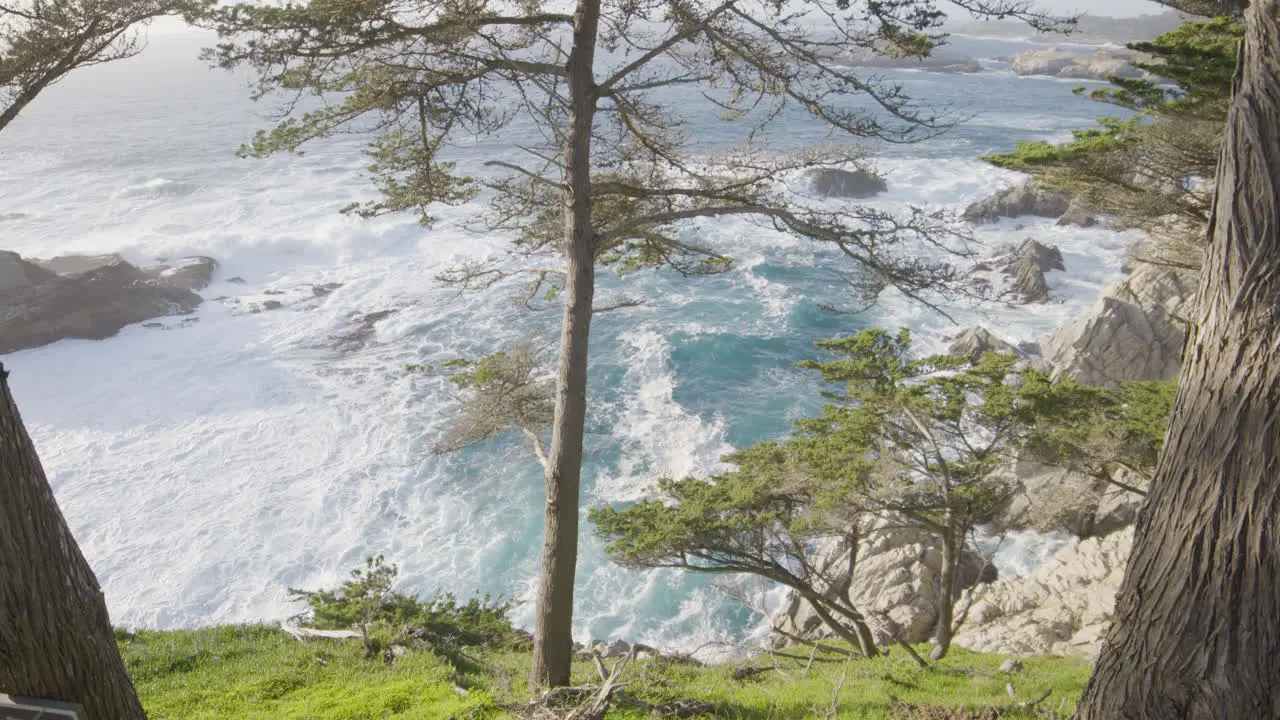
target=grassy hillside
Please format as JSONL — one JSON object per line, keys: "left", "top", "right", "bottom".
{"left": 118, "top": 625, "right": 1091, "bottom": 719}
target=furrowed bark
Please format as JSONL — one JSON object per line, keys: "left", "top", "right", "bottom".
{"left": 1077, "top": 1, "right": 1280, "bottom": 715}
{"left": 0, "top": 364, "right": 147, "bottom": 719}
{"left": 528, "top": 0, "right": 601, "bottom": 690}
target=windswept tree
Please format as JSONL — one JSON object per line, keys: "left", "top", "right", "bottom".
{"left": 0, "top": 0, "right": 190, "bottom": 131}
{"left": 196, "top": 0, "right": 1064, "bottom": 686}
{"left": 591, "top": 440, "right": 888, "bottom": 658}
{"left": 0, "top": 364, "right": 148, "bottom": 719}
{"left": 791, "top": 330, "right": 1039, "bottom": 659}
{"left": 1021, "top": 379, "right": 1176, "bottom": 497}
{"left": 595, "top": 330, "right": 1094, "bottom": 661}
{"left": 1076, "top": 0, "right": 1280, "bottom": 714}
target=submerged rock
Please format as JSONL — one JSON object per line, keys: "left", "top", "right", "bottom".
{"left": 806, "top": 167, "right": 888, "bottom": 199}
{"left": 0, "top": 251, "right": 203, "bottom": 355}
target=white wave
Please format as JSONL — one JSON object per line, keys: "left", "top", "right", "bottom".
{"left": 593, "top": 328, "right": 735, "bottom": 503}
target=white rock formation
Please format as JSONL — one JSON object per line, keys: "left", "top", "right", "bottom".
{"left": 1010, "top": 48, "right": 1146, "bottom": 80}
{"left": 954, "top": 527, "right": 1133, "bottom": 658}
{"left": 775, "top": 519, "right": 993, "bottom": 646}
{"left": 1043, "top": 264, "right": 1198, "bottom": 387}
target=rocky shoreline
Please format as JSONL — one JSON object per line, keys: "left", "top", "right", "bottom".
{"left": 769, "top": 178, "right": 1196, "bottom": 660}
{"left": 0, "top": 177, "right": 1191, "bottom": 663}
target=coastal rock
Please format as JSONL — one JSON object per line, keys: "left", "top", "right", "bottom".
{"left": 37, "top": 253, "right": 218, "bottom": 291}
{"left": 774, "top": 518, "right": 995, "bottom": 647}
{"left": 328, "top": 309, "right": 400, "bottom": 352}
{"left": 954, "top": 527, "right": 1133, "bottom": 658}
{"left": 592, "top": 639, "right": 632, "bottom": 658}
{"left": 806, "top": 168, "right": 888, "bottom": 199}
{"left": 1056, "top": 200, "right": 1099, "bottom": 228}
{"left": 0, "top": 251, "right": 203, "bottom": 355}
{"left": 144, "top": 256, "right": 219, "bottom": 291}
{"left": 991, "top": 457, "right": 1145, "bottom": 539}
{"left": 0, "top": 250, "right": 56, "bottom": 293}
{"left": 946, "top": 327, "right": 1022, "bottom": 363}
{"left": 1043, "top": 264, "right": 1197, "bottom": 387}
{"left": 963, "top": 181, "right": 1072, "bottom": 224}
{"left": 972, "top": 238, "right": 1064, "bottom": 304}
{"left": 1010, "top": 48, "right": 1146, "bottom": 81}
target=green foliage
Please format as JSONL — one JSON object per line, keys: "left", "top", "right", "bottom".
{"left": 793, "top": 328, "right": 1048, "bottom": 531}
{"left": 121, "top": 626, "right": 1091, "bottom": 719}
{"left": 120, "top": 625, "right": 493, "bottom": 719}
{"left": 983, "top": 18, "right": 1241, "bottom": 265}
{"left": 288, "top": 555, "right": 522, "bottom": 655}
{"left": 411, "top": 342, "right": 554, "bottom": 459}
{"left": 1021, "top": 379, "right": 1176, "bottom": 485}
{"left": 592, "top": 440, "right": 843, "bottom": 576}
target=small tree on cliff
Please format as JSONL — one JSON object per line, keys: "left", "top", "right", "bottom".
{"left": 592, "top": 441, "right": 888, "bottom": 658}
{"left": 1075, "top": 0, "right": 1280, "bottom": 714}
{"left": 595, "top": 330, "right": 1096, "bottom": 660}
{"left": 1, "top": 0, "right": 192, "bottom": 131}
{"left": 791, "top": 329, "right": 1046, "bottom": 659}
{"left": 0, "top": 364, "right": 148, "bottom": 719}
{"left": 197, "top": 0, "right": 1065, "bottom": 687}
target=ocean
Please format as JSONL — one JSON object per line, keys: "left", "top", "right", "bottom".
{"left": 0, "top": 26, "right": 1138, "bottom": 657}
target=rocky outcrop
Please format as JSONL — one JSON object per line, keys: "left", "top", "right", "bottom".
{"left": 774, "top": 519, "right": 995, "bottom": 646}
{"left": 1010, "top": 48, "right": 1146, "bottom": 81}
{"left": 946, "top": 327, "right": 1022, "bottom": 363}
{"left": 146, "top": 256, "right": 218, "bottom": 292}
{"left": 963, "top": 182, "right": 1072, "bottom": 224}
{"left": 806, "top": 168, "right": 887, "bottom": 199}
{"left": 954, "top": 528, "right": 1132, "bottom": 658}
{"left": 971, "top": 239, "right": 1065, "bottom": 304}
{"left": 991, "top": 457, "right": 1145, "bottom": 539}
{"left": 1056, "top": 200, "right": 1099, "bottom": 228}
{"left": 1043, "top": 264, "right": 1197, "bottom": 387}
{"left": 0, "top": 251, "right": 207, "bottom": 355}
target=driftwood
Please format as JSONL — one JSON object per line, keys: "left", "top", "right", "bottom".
{"left": 510, "top": 649, "right": 712, "bottom": 720}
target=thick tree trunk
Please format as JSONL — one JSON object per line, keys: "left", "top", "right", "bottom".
{"left": 0, "top": 364, "right": 147, "bottom": 719}
{"left": 528, "top": 0, "right": 600, "bottom": 690}
{"left": 931, "top": 524, "right": 957, "bottom": 660}
{"left": 1077, "top": 3, "right": 1280, "bottom": 716}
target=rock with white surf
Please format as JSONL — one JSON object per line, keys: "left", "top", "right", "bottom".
{"left": 0, "top": 250, "right": 206, "bottom": 355}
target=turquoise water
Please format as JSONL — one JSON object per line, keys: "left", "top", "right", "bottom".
{"left": 0, "top": 30, "right": 1129, "bottom": 652}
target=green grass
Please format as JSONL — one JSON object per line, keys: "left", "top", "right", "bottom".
{"left": 119, "top": 625, "right": 1091, "bottom": 719}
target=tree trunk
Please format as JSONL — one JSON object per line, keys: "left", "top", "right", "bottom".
{"left": 0, "top": 364, "right": 147, "bottom": 719}
{"left": 1077, "top": 3, "right": 1280, "bottom": 716}
{"left": 800, "top": 588, "right": 878, "bottom": 659}
{"left": 931, "top": 523, "right": 957, "bottom": 660}
{"left": 528, "top": 0, "right": 600, "bottom": 690}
